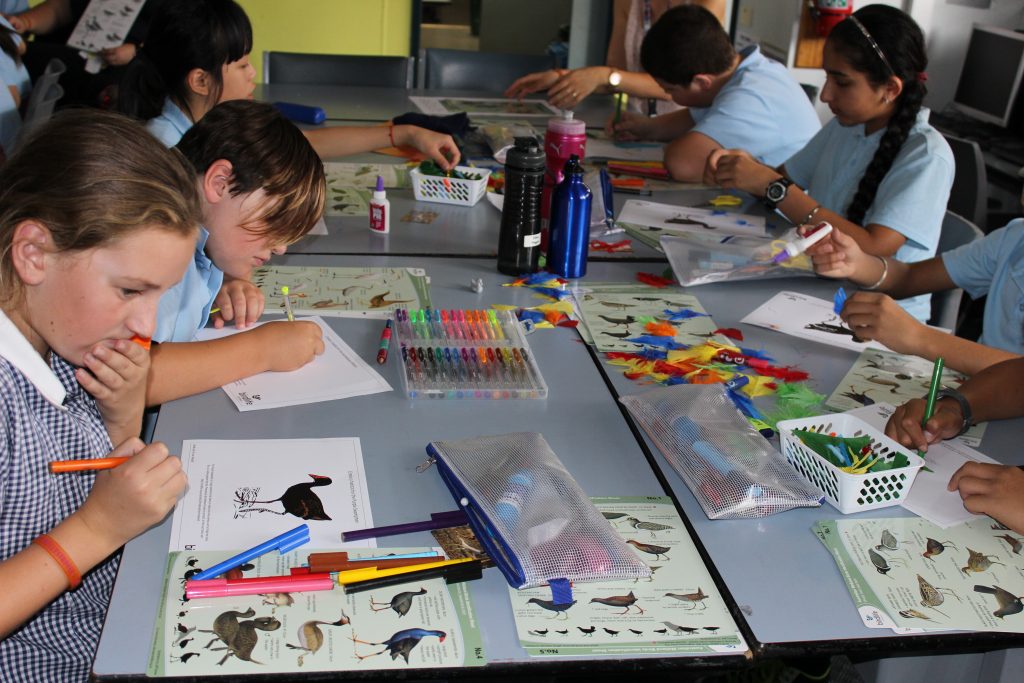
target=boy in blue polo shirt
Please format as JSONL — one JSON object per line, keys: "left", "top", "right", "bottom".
{"left": 146, "top": 99, "right": 327, "bottom": 406}
{"left": 609, "top": 5, "right": 820, "bottom": 182}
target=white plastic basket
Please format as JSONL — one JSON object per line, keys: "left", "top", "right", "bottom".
{"left": 410, "top": 165, "right": 490, "bottom": 207}
{"left": 776, "top": 413, "right": 925, "bottom": 514}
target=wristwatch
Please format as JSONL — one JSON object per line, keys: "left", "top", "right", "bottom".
{"left": 763, "top": 177, "right": 793, "bottom": 210}
{"left": 608, "top": 70, "right": 623, "bottom": 89}
{"left": 935, "top": 388, "right": 973, "bottom": 436}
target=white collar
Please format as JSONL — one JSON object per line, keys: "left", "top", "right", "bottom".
{"left": 0, "top": 309, "right": 67, "bottom": 408}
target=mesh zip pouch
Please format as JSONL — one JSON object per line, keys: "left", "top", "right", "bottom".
{"left": 426, "top": 432, "right": 651, "bottom": 588}
{"left": 620, "top": 384, "right": 823, "bottom": 519}
{"left": 661, "top": 230, "right": 815, "bottom": 286}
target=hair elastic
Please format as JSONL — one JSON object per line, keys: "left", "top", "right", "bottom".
{"left": 33, "top": 534, "right": 82, "bottom": 590}
{"left": 917, "top": 72, "right": 928, "bottom": 82}
{"left": 848, "top": 15, "right": 895, "bottom": 77}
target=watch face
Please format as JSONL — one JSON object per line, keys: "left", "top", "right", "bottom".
{"left": 766, "top": 182, "right": 785, "bottom": 202}
{"left": 609, "top": 71, "right": 622, "bottom": 87}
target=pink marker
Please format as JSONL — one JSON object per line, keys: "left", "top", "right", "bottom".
{"left": 772, "top": 221, "right": 833, "bottom": 263}
{"left": 186, "top": 573, "right": 334, "bottom": 599}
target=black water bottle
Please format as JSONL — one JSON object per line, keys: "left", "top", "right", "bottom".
{"left": 497, "top": 137, "right": 546, "bottom": 275}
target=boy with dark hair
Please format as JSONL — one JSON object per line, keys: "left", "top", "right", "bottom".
{"left": 147, "top": 99, "right": 327, "bottom": 406}
{"left": 611, "top": 5, "right": 820, "bottom": 182}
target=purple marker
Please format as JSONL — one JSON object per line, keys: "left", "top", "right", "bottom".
{"left": 773, "top": 221, "right": 833, "bottom": 264}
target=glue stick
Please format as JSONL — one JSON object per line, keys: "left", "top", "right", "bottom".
{"left": 369, "top": 175, "right": 390, "bottom": 234}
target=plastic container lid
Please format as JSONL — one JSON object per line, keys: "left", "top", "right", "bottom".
{"left": 547, "top": 111, "right": 586, "bottom": 135}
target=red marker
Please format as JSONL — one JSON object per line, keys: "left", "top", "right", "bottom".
{"left": 129, "top": 335, "right": 152, "bottom": 351}
{"left": 376, "top": 319, "right": 392, "bottom": 364}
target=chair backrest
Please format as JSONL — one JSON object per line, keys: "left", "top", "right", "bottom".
{"left": 943, "top": 133, "right": 988, "bottom": 229}
{"left": 418, "top": 48, "right": 556, "bottom": 92}
{"left": 929, "top": 210, "right": 985, "bottom": 330}
{"left": 799, "top": 83, "right": 819, "bottom": 103}
{"left": 264, "top": 52, "right": 414, "bottom": 89}
{"left": 15, "top": 58, "right": 66, "bottom": 149}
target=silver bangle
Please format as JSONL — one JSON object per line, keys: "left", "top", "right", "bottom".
{"left": 863, "top": 255, "right": 889, "bottom": 290}
{"left": 799, "top": 205, "right": 821, "bottom": 226}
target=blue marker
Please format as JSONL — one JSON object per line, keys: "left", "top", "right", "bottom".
{"left": 191, "top": 524, "right": 310, "bottom": 581}
{"left": 599, "top": 168, "right": 620, "bottom": 234}
{"left": 833, "top": 286, "right": 847, "bottom": 316}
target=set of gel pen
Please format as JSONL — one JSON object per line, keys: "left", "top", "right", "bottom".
{"left": 394, "top": 307, "right": 548, "bottom": 399}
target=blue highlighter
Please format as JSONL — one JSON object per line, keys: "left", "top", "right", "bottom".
{"left": 273, "top": 102, "right": 326, "bottom": 125}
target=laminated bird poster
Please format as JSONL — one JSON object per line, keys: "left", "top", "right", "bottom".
{"left": 148, "top": 547, "right": 484, "bottom": 676}
{"left": 813, "top": 517, "right": 1024, "bottom": 634}
{"left": 168, "top": 438, "right": 374, "bottom": 552}
{"left": 323, "top": 161, "right": 412, "bottom": 191}
{"left": 509, "top": 497, "right": 746, "bottom": 657}
{"left": 572, "top": 283, "right": 718, "bottom": 353}
{"left": 253, "top": 266, "right": 431, "bottom": 319}
{"left": 324, "top": 186, "right": 372, "bottom": 217}
{"left": 825, "top": 348, "right": 987, "bottom": 447}
{"left": 410, "top": 95, "right": 559, "bottom": 118}
{"left": 617, "top": 199, "right": 767, "bottom": 237}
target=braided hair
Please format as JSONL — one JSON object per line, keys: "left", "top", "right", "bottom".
{"left": 0, "top": 26, "right": 20, "bottom": 65}
{"left": 828, "top": 6, "right": 927, "bottom": 226}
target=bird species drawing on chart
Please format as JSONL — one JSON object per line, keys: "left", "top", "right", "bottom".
{"left": 260, "top": 592, "right": 294, "bottom": 612}
{"left": 597, "top": 301, "right": 636, "bottom": 310}
{"left": 286, "top": 609, "right": 351, "bottom": 667}
{"left": 662, "top": 622, "right": 699, "bottom": 635}
{"left": 597, "top": 315, "right": 637, "bottom": 327}
{"left": 973, "top": 585, "right": 1024, "bottom": 619}
{"left": 234, "top": 474, "right": 333, "bottom": 521}
{"left": 528, "top": 628, "right": 548, "bottom": 637}
{"left": 625, "top": 516, "right": 674, "bottom": 537}
{"left": 350, "top": 628, "right": 446, "bottom": 664}
{"left": 898, "top": 608, "right": 935, "bottom": 621}
{"left": 199, "top": 608, "right": 282, "bottom": 666}
{"left": 603, "top": 628, "right": 620, "bottom": 636}
{"left": 995, "top": 534, "right": 1022, "bottom": 555}
{"left": 171, "top": 652, "right": 201, "bottom": 664}
{"left": 602, "top": 511, "right": 630, "bottom": 525}
{"left": 635, "top": 565, "right": 661, "bottom": 583}
{"left": 577, "top": 625, "right": 596, "bottom": 636}
{"left": 922, "top": 538, "right": 958, "bottom": 560}
{"left": 555, "top": 629, "right": 568, "bottom": 635}
{"left": 839, "top": 386, "right": 875, "bottom": 406}
{"left": 665, "top": 588, "right": 709, "bottom": 610}
{"left": 369, "top": 588, "right": 428, "bottom": 617}
{"left": 876, "top": 529, "right": 899, "bottom": 552}
{"left": 628, "top": 628, "right": 644, "bottom": 635}
{"left": 526, "top": 597, "right": 577, "bottom": 619}
{"left": 590, "top": 591, "right": 644, "bottom": 615}
{"left": 369, "top": 292, "right": 415, "bottom": 309}
{"left": 868, "top": 548, "right": 905, "bottom": 577}
{"left": 961, "top": 548, "right": 1006, "bottom": 575}
{"left": 805, "top": 319, "right": 863, "bottom": 341}
{"left": 626, "top": 539, "right": 671, "bottom": 561}
{"left": 916, "top": 574, "right": 961, "bottom": 618}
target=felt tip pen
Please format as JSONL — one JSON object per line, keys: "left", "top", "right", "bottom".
{"left": 772, "top": 221, "right": 833, "bottom": 263}
{"left": 335, "top": 557, "right": 476, "bottom": 586}
{"left": 190, "top": 524, "right": 310, "bottom": 581}
{"left": 377, "top": 319, "right": 392, "bottom": 364}
{"left": 281, "top": 286, "right": 295, "bottom": 322}
{"left": 920, "top": 356, "right": 945, "bottom": 454}
{"left": 186, "top": 573, "right": 334, "bottom": 599}
{"left": 49, "top": 456, "right": 129, "bottom": 473}
{"left": 833, "top": 286, "right": 847, "bottom": 316}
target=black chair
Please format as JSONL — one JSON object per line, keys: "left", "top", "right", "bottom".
{"left": 418, "top": 48, "right": 556, "bottom": 92}
{"left": 943, "top": 133, "right": 988, "bottom": 230}
{"left": 928, "top": 210, "right": 984, "bottom": 331}
{"left": 799, "top": 82, "right": 819, "bottom": 103}
{"left": 263, "top": 51, "right": 414, "bottom": 88}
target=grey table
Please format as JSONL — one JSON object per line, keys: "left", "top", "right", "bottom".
{"left": 93, "top": 255, "right": 750, "bottom": 680}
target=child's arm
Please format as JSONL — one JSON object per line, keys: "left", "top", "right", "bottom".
{"left": 211, "top": 276, "right": 264, "bottom": 330}
{"left": 610, "top": 108, "right": 694, "bottom": 143}
{"left": 146, "top": 320, "right": 325, "bottom": 406}
{"left": 947, "top": 462, "right": 1024, "bottom": 535}
{"left": 886, "top": 357, "right": 1024, "bottom": 450}
{"left": 5, "top": 0, "right": 72, "bottom": 35}
{"left": 303, "top": 125, "right": 460, "bottom": 171}
{"left": 74, "top": 338, "right": 149, "bottom": 445}
{"left": 0, "top": 439, "right": 185, "bottom": 638}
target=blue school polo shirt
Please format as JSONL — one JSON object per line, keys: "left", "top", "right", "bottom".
{"left": 942, "top": 218, "right": 1024, "bottom": 353}
{"left": 146, "top": 98, "right": 192, "bottom": 148}
{"left": 688, "top": 45, "right": 821, "bottom": 167}
{"left": 784, "top": 108, "right": 954, "bottom": 322}
{"left": 0, "top": 77, "right": 19, "bottom": 154}
{"left": 154, "top": 226, "right": 225, "bottom": 343}
{"left": 0, "top": 16, "right": 31, "bottom": 101}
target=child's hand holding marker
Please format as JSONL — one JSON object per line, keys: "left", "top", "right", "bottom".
{"left": 886, "top": 396, "right": 966, "bottom": 451}
{"left": 213, "top": 277, "right": 265, "bottom": 330}
{"left": 250, "top": 320, "right": 325, "bottom": 372}
{"left": 75, "top": 338, "right": 151, "bottom": 445}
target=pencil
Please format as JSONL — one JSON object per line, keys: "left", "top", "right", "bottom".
{"left": 49, "top": 456, "right": 129, "bottom": 473}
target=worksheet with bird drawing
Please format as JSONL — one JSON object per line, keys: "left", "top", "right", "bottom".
{"left": 814, "top": 517, "right": 1024, "bottom": 634}
{"left": 149, "top": 547, "right": 484, "bottom": 675}
{"left": 253, "top": 265, "right": 432, "bottom": 319}
{"left": 510, "top": 497, "right": 747, "bottom": 657}
{"left": 66, "top": 0, "right": 144, "bottom": 53}
{"left": 169, "top": 438, "right": 374, "bottom": 552}
{"left": 323, "top": 161, "right": 412, "bottom": 190}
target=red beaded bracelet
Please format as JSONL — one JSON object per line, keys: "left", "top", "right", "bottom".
{"left": 33, "top": 534, "right": 82, "bottom": 590}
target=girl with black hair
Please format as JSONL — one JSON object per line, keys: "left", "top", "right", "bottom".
{"left": 707, "top": 5, "right": 953, "bottom": 322}
{"left": 119, "top": 0, "right": 460, "bottom": 169}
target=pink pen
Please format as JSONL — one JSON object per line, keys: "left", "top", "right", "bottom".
{"left": 186, "top": 573, "right": 334, "bottom": 599}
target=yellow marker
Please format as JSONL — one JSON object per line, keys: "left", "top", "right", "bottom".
{"left": 335, "top": 557, "right": 474, "bottom": 585}
{"left": 708, "top": 194, "right": 743, "bottom": 207}
{"left": 281, "top": 286, "right": 295, "bottom": 322}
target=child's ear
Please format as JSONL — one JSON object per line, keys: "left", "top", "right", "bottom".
{"left": 883, "top": 76, "right": 904, "bottom": 104}
{"left": 186, "top": 67, "right": 213, "bottom": 98}
{"left": 202, "top": 159, "right": 235, "bottom": 204}
{"left": 10, "top": 220, "right": 53, "bottom": 286}
{"left": 691, "top": 74, "right": 714, "bottom": 93}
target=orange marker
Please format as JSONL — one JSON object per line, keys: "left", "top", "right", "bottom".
{"left": 49, "top": 456, "right": 129, "bottom": 473}
{"left": 130, "top": 335, "right": 152, "bottom": 351}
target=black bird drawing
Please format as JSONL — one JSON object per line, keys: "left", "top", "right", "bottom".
{"left": 653, "top": 628, "right": 668, "bottom": 635}
{"left": 177, "top": 638, "right": 193, "bottom": 649}
{"left": 526, "top": 597, "right": 577, "bottom": 619}
{"left": 603, "top": 628, "right": 620, "bottom": 636}
{"left": 704, "top": 627, "right": 720, "bottom": 633}
{"left": 236, "top": 474, "right": 333, "bottom": 520}
{"left": 370, "top": 588, "right": 427, "bottom": 617}
{"left": 598, "top": 314, "right": 637, "bottom": 327}
{"left": 974, "top": 585, "right": 1024, "bottom": 619}
{"left": 350, "top": 628, "right": 446, "bottom": 663}
{"left": 171, "top": 652, "right": 200, "bottom": 664}
{"left": 577, "top": 626, "right": 596, "bottom": 636}
{"left": 662, "top": 621, "right": 699, "bottom": 635}
{"left": 996, "top": 534, "right": 1023, "bottom": 555}
{"left": 528, "top": 628, "right": 548, "bottom": 637}
{"left": 628, "top": 628, "right": 644, "bottom": 635}
{"left": 555, "top": 629, "right": 568, "bottom": 635}
{"left": 601, "top": 330, "right": 635, "bottom": 339}
{"left": 590, "top": 591, "right": 644, "bottom": 615}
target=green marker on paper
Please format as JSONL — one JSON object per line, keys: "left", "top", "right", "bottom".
{"left": 919, "top": 356, "right": 945, "bottom": 455}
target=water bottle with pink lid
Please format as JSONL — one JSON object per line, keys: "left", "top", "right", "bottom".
{"left": 541, "top": 111, "right": 586, "bottom": 248}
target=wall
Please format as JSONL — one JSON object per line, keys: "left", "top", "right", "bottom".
{"left": 479, "top": 0, "right": 573, "bottom": 55}
{"left": 237, "top": 0, "right": 413, "bottom": 83}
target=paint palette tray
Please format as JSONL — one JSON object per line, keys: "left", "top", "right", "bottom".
{"left": 393, "top": 307, "right": 547, "bottom": 399}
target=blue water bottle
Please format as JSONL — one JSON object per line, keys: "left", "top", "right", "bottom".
{"left": 547, "top": 155, "right": 592, "bottom": 279}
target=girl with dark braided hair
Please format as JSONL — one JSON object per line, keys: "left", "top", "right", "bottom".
{"left": 706, "top": 5, "right": 953, "bottom": 322}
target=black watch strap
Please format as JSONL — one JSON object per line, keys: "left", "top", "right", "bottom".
{"left": 935, "top": 388, "right": 973, "bottom": 436}
{"left": 763, "top": 177, "right": 792, "bottom": 210}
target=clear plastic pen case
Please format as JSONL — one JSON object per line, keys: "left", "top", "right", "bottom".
{"left": 393, "top": 307, "right": 548, "bottom": 399}
{"left": 426, "top": 432, "right": 651, "bottom": 589}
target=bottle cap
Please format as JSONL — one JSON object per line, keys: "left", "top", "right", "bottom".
{"left": 563, "top": 154, "right": 584, "bottom": 175}
{"left": 506, "top": 136, "right": 545, "bottom": 170}
{"left": 373, "top": 175, "right": 386, "bottom": 199}
{"left": 547, "top": 112, "right": 586, "bottom": 135}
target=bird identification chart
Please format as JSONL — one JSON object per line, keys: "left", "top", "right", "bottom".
{"left": 509, "top": 497, "right": 746, "bottom": 657}
{"left": 617, "top": 200, "right": 767, "bottom": 237}
{"left": 813, "top": 517, "right": 1024, "bottom": 633}
{"left": 66, "top": 0, "right": 145, "bottom": 53}
{"left": 254, "top": 266, "right": 432, "bottom": 318}
{"left": 572, "top": 283, "right": 718, "bottom": 353}
{"left": 149, "top": 547, "right": 485, "bottom": 675}
{"left": 169, "top": 438, "right": 374, "bottom": 552}
{"left": 323, "top": 161, "right": 412, "bottom": 190}
{"left": 324, "top": 185, "right": 372, "bottom": 217}
{"left": 193, "top": 317, "right": 391, "bottom": 411}
{"left": 410, "top": 95, "right": 559, "bottom": 118}
{"left": 825, "top": 348, "right": 987, "bottom": 447}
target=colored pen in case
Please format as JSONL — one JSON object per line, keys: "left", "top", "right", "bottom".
{"left": 432, "top": 309, "right": 446, "bottom": 341}
{"left": 376, "top": 319, "right": 392, "bottom": 365}
{"left": 487, "top": 310, "right": 505, "bottom": 339}
{"left": 772, "top": 221, "right": 833, "bottom": 263}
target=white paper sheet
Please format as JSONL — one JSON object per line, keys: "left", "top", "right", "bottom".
{"left": 846, "top": 403, "right": 1000, "bottom": 528}
{"left": 169, "top": 438, "right": 374, "bottom": 551}
{"left": 741, "top": 291, "right": 890, "bottom": 353}
{"left": 194, "top": 316, "right": 391, "bottom": 411}
{"left": 409, "top": 95, "right": 559, "bottom": 117}
{"left": 584, "top": 137, "right": 664, "bottom": 162}
{"left": 617, "top": 199, "right": 767, "bottom": 237}
{"left": 66, "top": 0, "right": 145, "bottom": 53}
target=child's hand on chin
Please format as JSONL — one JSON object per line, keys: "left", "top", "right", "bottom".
{"left": 76, "top": 338, "right": 150, "bottom": 444}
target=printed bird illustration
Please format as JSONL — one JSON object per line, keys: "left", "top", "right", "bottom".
{"left": 286, "top": 609, "right": 351, "bottom": 666}
{"left": 996, "top": 534, "right": 1022, "bottom": 555}
{"left": 260, "top": 593, "right": 294, "bottom": 611}
{"left": 840, "top": 386, "right": 875, "bottom": 406}
{"left": 665, "top": 588, "right": 709, "bottom": 609}
{"left": 590, "top": 591, "right": 644, "bottom": 615}
{"left": 626, "top": 539, "right": 671, "bottom": 560}
{"left": 370, "top": 587, "right": 427, "bottom": 617}
{"left": 528, "top": 628, "right": 548, "bottom": 637}
{"left": 176, "top": 638, "right": 193, "bottom": 649}
{"left": 603, "top": 628, "right": 620, "bottom": 636}
{"left": 577, "top": 625, "right": 596, "bottom": 636}
{"left": 200, "top": 608, "right": 281, "bottom": 666}
{"left": 974, "top": 585, "right": 1024, "bottom": 619}
{"left": 898, "top": 609, "right": 934, "bottom": 621}
{"left": 653, "top": 628, "right": 668, "bottom": 635}
{"left": 601, "top": 330, "right": 635, "bottom": 339}
{"left": 917, "top": 574, "right": 960, "bottom": 617}
{"left": 961, "top": 548, "right": 1006, "bottom": 575}
{"left": 662, "top": 621, "right": 699, "bottom": 635}
{"left": 625, "top": 516, "right": 674, "bottom": 537}
{"left": 876, "top": 529, "right": 898, "bottom": 552}
{"left": 868, "top": 548, "right": 904, "bottom": 577}
{"left": 597, "top": 314, "right": 637, "bottom": 327}
{"left": 526, "top": 597, "right": 577, "bottom": 619}
{"left": 703, "top": 626, "right": 720, "bottom": 633}
{"left": 555, "top": 629, "right": 568, "bottom": 635}
{"left": 369, "top": 292, "right": 414, "bottom": 309}
{"left": 628, "top": 629, "right": 644, "bottom": 635}
{"left": 635, "top": 565, "right": 662, "bottom": 583}
{"left": 173, "top": 623, "right": 195, "bottom": 645}
{"left": 350, "top": 628, "right": 446, "bottom": 663}
{"left": 922, "top": 538, "right": 958, "bottom": 560}
{"left": 992, "top": 522, "right": 1012, "bottom": 531}
{"left": 865, "top": 375, "right": 901, "bottom": 393}
{"left": 237, "top": 474, "right": 333, "bottom": 520}
{"left": 171, "top": 652, "right": 200, "bottom": 664}
{"left": 602, "top": 511, "right": 630, "bottom": 524}
{"left": 598, "top": 301, "right": 636, "bottom": 310}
